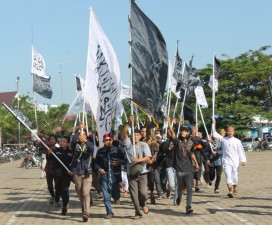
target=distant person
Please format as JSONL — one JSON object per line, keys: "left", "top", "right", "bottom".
{"left": 37, "top": 134, "right": 48, "bottom": 179}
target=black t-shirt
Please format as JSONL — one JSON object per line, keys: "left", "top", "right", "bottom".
{"left": 160, "top": 138, "right": 179, "bottom": 168}
{"left": 174, "top": 139, "right": 194, "bottom": 172}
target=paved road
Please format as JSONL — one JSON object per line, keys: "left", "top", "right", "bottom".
{"left": 0, "top": 151, "right": 271, "bottom": 225}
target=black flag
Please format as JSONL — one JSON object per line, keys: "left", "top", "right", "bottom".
{"left": 172, "top": 44, "right": 182, "bottom": 82}
{"left": 214, "top": 56, "right": 221, "bottom": 79}
{"left": 33, "top": 74, "right": 53, "bottom": 99}
{"left": 9, "top": 106, "right": 35, "bottom": 129}
{"left": 75, "top": 76, "right": 82, "bottom": 91}
{"left": 184, "top": 105, "right": 195, "bottom": 124}
{"left": 130, "top": 0, "right": 168, "bottom": 121}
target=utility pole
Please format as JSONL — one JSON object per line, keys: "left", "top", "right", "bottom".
{"left": 57, "top": 61, "right": 69, "bottom": 104}
{"left": 16, "top": 76, "right": 21, "bottom": 147}
{"left": 58, "top": 64, "right": 63, "bottom": 103}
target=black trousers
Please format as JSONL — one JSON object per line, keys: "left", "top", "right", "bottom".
{"left": 46, "top": 173, "right": 56, "bottom": 198}
{"left": 54, "top": 175, "right": 71, "bottom": 208}
{"left": 209, "top": 166, "right": 222, "bottom": 190}
{"left": 203, "top": 162, "right": 210, "bottom": 184}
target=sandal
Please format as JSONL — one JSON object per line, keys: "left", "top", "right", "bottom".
{"left": 143, "top": 206, "right": 149, "bottom": 214}
{"left": 227, "top": 193, "right": 233, "bottom": 198}
{"left": 82, "top": 212, "right": 89, "bottom": 222}
{"left": 131, "top": 215, "right": 142, "bottom": 220}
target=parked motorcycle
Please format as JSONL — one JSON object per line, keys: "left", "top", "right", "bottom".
{"left": 25, "top": 153, "right": 40, "bottom": 169}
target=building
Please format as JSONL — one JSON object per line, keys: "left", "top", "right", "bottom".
{"left": 0, "top": 91, "right": 18, "bottom": 147}
{"left": 0, "top": 91, "right": 18, "bottom": 107}
{"left": 246, "top": 116, "right": 272, "bottom": 139}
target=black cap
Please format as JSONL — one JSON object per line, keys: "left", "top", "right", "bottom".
{"left": 134, "top": 129, "right": 141, "bottom": 134}
{"left": 180, "top": 126, "right": 189, "bottom": 132}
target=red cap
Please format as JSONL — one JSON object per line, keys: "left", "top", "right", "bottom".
{"left": 103, "top": 134, "right": 112, "bottom": 140}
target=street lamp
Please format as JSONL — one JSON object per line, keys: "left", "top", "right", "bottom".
{"left": 16, "top": 76, "right": 21, "bottom": 147}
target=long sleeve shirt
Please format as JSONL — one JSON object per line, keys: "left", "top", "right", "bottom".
{"left": 213, "top": 129, "right": 247, "bottom": 168}
{"left": 94, "top": 145, "right": 124, "bottom": 183}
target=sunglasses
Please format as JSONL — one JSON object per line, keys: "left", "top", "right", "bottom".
{"left": 104, "top": 138, "right": 112, "bottom": 141}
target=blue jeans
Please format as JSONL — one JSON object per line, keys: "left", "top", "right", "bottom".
{"left": 100, "top": 180, "right": 120, "bottom": 215}
{"left": 166, "top": 167, "right": 176, "bottom": 192}
{"left": 166, "top": 167, "right": 178, "bottom": 204}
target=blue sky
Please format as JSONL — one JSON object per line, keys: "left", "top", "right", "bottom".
{"left": 1, "top": 0, "right": 271, "bottom": 106}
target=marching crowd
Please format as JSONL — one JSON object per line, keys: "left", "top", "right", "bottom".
{"left": 35, "top": 116, "right": 247, "bottom": 222}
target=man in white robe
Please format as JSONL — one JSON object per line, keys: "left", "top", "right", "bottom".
{"left": 212, "top": 119, "right": 246, "bottom": 198}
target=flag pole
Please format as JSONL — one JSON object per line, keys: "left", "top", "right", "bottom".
{"left": 129, "top": 0, "right": 136, "bottom": 156}
{"left": 72, "top": 114, "right": 79, "bottom": 135}
{"left": 164, "top": 63, "right": 172, "bottom": 138}
{"left": 195, "top": 101, "right": 198, "bottom": 131}
{"left": 91, "top": 113, "right": 98, "bottom": 158}
{"left": 212, "top": 53, "right": 215, "bottom": 120}
{"left": 3, "top": 102, "right": 70, "bottom": 172}
{"left": 31, "top": 73, "right": 38, "bottom": 129}
{"left": 177, "top": 88, "right": 187, "bottom": 137}
{"left": 176, "top": 61, "right": 186, "bottom": 137}
{"left": 171, "top": 97, "right": 179, "bottom": 126}
{"left": 62, "top": 91, "right": 81, "bottom": 126}
{"left": 197, "top": 103, "right": 210, "bottom": 139}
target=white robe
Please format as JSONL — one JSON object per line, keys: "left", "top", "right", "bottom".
{"left": 213, "top": 130, "right": 246, "bottom": 185}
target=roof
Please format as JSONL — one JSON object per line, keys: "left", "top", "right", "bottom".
{"left": 0, "top": 91, "right": 18, "bottom": 106}
{"left": 59, "top": 114, "right": 77, "bottom": 122}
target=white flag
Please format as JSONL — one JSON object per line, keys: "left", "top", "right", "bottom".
{"left": 208, "top": 75, "right": 218, "bottom": 92}
{"left": 194, "top": 86, "right": 208, "bottom": 108}
{"left": 171, "top": 76, "right": 180, "bottom": 99}
{"left": 120, "top": 83, "right": 131, "bottom": 100}
{"left": 114, "top": 99, "right": 124, "bottom": 130}
{"left": 31, "top": 46, "right": 47, "bottom": 78}
{"left": 85, "top": 7, "right": 120, "bottom": 147}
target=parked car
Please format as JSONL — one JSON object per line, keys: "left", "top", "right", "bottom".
{"left": 241, "top": 137, "right": 260, "bottom": 151}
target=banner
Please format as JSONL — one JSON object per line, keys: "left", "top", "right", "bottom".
{"left": 194, "top": 86, "right": 208, "bottom": 108}
{"left": 208, "top": 75, "right": 219, "bottom": 92}
{"left": 130, "top": 1, "right": 168, "bottom": 121}
{"left": 33, "top": 74, "right": 53, "bottom": 99}
{"left": 120, "top": 83, "right": 131, "bottom": 100}
{"left": 31, "top": 46, "right": 53, "bottom": 99}
{"left": 85, "top": 7, "right": 120, "bottom": 147}
{"left": 114, "top": 99, "right": 124, "bottom": 130}
{"left": 31, "top": 46, "right": 46, "bottom": 77}
{"left": 9, "top": 106, "right": 35, "bottom": 129}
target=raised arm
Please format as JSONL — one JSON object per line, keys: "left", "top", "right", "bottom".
{"left": 167, "top": 117, "right": 176, "bottom": 139}
{"left": 122, "top": 115, "right": 134, "bottom": 140}
{"left": 212, "top": 119, "right": 223, "bottom": 142}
